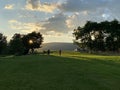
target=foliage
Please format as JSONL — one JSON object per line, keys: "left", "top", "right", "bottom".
{"left": 73, "top": 19, "right": 120, "bottom": 52}
{"left": 22, "top": 31, "right": 43, "bottom": 54}
{"left": 0, "top": 33, "right": 7, "bottom": 54}
{"left": 9, "top": 34, "right": 25, "bottom": 55}
{"left": 8, "top": 31, "right": 43, "bottom": 55}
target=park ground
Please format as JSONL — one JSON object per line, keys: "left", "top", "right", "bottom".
{"left": 0, "top": 51, "right": 120, "bottom": 90}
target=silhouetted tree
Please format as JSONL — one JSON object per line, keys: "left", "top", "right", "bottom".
{"left": 0, "top": 33, "right": 7, "bottom": 54}
{"left": 9, "top": 33, "right": 25, "bottom": 55}
{"left": 22, "top": 31, "right": 43, "bottom": 54}
{"left": 73, "top": 19, "right": 120, "bottom": 52}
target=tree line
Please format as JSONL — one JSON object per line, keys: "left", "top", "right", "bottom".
{"left": 73, "top": 19, "right": 120, "bottom": 52}
{"left": 1, "top": 19, "right": 120, "bottom": 55}
{"left": 0, "top": 31, "right": 43, "bottom": 55}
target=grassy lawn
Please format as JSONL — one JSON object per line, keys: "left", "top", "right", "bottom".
{"left": 0, "top": 52, "right": 120, "bottom": 90}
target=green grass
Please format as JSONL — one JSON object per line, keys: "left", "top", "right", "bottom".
{"left": 0, "top": 52, "right": 120, "bottom": 90}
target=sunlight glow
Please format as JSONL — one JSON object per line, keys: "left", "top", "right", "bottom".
{"left": 29, "top": 40, "right": 33, "bottom": 44}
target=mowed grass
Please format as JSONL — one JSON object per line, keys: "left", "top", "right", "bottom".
{"left": 0, "top": 52, "right": 120, "bottom": 90}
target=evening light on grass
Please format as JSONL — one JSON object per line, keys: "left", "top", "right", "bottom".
{"left": 0, "top": 52, "right": 120, "bottom": 90}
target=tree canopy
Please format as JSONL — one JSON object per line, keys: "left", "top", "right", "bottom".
{"left": 73, "top": 20, "right": 120, "bottom": 52}
{"left": 0, "top": 33, "right": 7, "bottom": 54}
{"left": 8, "top": 31, "right": 43, "bottom": 55}
{"left": 9, "top": 33, "right": 25, "bottom": 55}
{"left": 22, "top": 31, "right": 43, "bottom": 54}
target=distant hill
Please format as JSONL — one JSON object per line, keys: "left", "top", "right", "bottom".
{"left": 39, "top": 42, "right": 78, "bottom": 51}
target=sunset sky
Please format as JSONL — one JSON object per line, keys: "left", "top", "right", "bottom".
{"left": 0, "top": 0, "right": 120, "bottom": 43}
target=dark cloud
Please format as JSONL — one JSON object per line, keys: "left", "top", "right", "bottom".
{"left": 27, "top": 0, "right": 40, "bottom": 9}
{"left": 58, "top": 0, "right": 110, "bottom": 12}
{"left": 57, "top": 0, "right": 120, "bottom": 21}
{"left": 41, "top": 13, "right": 69, "bottom": 34}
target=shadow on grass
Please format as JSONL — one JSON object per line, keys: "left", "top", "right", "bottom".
{"left": 46, "top": 55, "right": 120, "bottom": 90}
{"left": 0, "top": 54, "right": 120, "bottom": 90}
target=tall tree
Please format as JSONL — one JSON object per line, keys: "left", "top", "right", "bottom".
{"left": 0, "top": 33, "right": 7, "bottom": 54}
{"left": 73, "top": 20, "right": 120, "bottom": 52}
{"left": 22, "top": 31, "right": 43, "bottom": 54}
{"left": 9, "top": 34, "right": 25, "bottom": 55}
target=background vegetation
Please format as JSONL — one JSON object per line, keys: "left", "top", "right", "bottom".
{"left": 73, "top": 19, "right": 120, "bottom": 52}
{"left": 0, "top": 31, "right": 43, "bottom": 55}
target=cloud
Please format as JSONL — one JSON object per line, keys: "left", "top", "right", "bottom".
{"left": 41, "top": 13, "right": 69, "bottom": 34}
{"left": 8, "top": 0, "right": 120, "bottom": 37}
{"left": 58, "top": 0, "right": 110, "bottom": 12}
{"left": 25, "top": 0, "right": 58, "bottom": 13}
{"left": 66, "top": 11, "right": 91, "bottom": 29}
{"left": 45, "top": 31, "right": 62, "bottom": 36}
{"left": 107, "top": 0, "right": 120, "bottom": 20}
{"left": 9, "top": 20, "right": 17, "bottom": 23}
{"left": 4, "top": 4, "right": 14, "bottom": 10}
{"left": 57, "top": 0, "right": 120, "bottom": 20}
{"left": 43, "top": 32, "right": 73, "bottom": 43}
{"left": 66, "top": 12, "right": 80, "bottom": 29}
{"left": 8, "top": 20, "right": 44, "bottom": 33}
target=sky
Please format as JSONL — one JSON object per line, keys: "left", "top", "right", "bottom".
{"left": 0, "top": 0, "right": 120, "bottom": 43}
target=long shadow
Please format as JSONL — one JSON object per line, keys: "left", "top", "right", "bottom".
{"left": 48, "top": 55, "right": 120, "bottom": 88}
{"left": 49, "top": 54, "right": 120, "bottom": 77}
{"left": 0, "top": 54, "right": 120, "bottom": 90}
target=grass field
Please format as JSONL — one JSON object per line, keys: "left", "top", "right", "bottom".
{"left": 0, "top": 52, "right": 120, "bottom": 90}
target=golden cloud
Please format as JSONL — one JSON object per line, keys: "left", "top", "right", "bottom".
{"left": 4, "top": 4, "right": 14, "bottom": 10}
{"left": 8, "top": 20, "right": 44, "bottom": 33}
{"left": 25, "top": 0, "right": 58, "bottom": 13}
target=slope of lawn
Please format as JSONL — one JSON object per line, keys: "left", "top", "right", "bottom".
{"left": 0, "top": 52, "right": 120, "bottom": 90}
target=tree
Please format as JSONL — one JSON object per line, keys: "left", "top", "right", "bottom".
{"left": 9, "top": 34, "right": 25, "bottom": 55}
{"left": 0, "top": 33, "right": 7, "bottom": 54}
{"left": 73, "top": 20, "right": 120, "bottom": 52}
{"left": 22, "top": 31, "right": 43, "bottom": 54}
{"left": 73, "top": 21, "right": 105, "bottom": 51}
